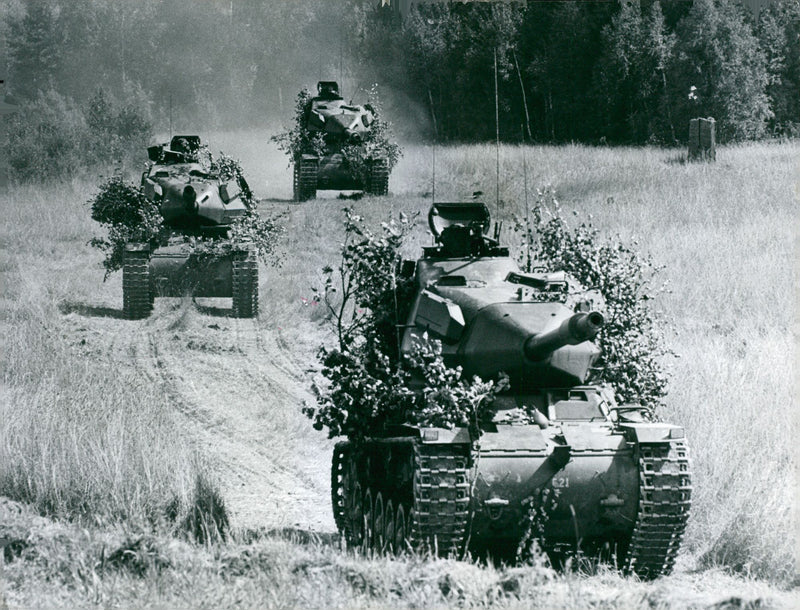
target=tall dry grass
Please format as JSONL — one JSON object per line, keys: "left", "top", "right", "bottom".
{"left": 0, "top": 180, "right": 219, "bottom": 532}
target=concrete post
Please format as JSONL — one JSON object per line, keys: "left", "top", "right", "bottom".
{"left": 688, "top": 117, "right": 716, "bottom": 161}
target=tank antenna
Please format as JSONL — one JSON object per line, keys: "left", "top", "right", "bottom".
{"left": 522, "top": 128, "right": 531, "bottom": 272}
{"left": 427, "top": 87, "right": 437, "bottom": 206}
{"left": 494, "top": 47, "right": 501, "bottom": 214}
{"left": 169, "top": 94, "right": 173, "bottom": 141}
{"left": 432, "top": 138, "right": 436, "bottom": 206}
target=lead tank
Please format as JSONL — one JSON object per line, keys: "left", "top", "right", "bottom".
{"left": 294, "top": 81, "right": 390, "bottom": 200}
{"left": 331, "top": 202, "right": 691, "bottom": 578}
{"left": 122, "top": 135, "right": 258, "bottom": 319}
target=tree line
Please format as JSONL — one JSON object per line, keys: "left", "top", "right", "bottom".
{"left": 3, "top": 0, "right": 798, "bottom": 180}
{"left": 372, "top": 0, "right": 798, "bottom": 143}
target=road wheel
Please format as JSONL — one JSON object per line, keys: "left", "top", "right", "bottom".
{"left": 383, "top": 499, "right": 395, "bottom": 554}
{"left": 294, "top": 157, "right": 318, "bottom": 201}
{"left": 372, "top": 492, "right": 385, "bottom": 553}
{"left": 232, "top": 249, "right": 258, "bottom": 318}
{"left": 123, "top": 246, "right": 152, "bottom": 320}
{"left": 346, "top": 481, "right": 364, "bottom": 548}
{"left": 394, "top": 503, "right": 407, "bottom": 555}
{"left": 361, "top": 488, "right": 374, "bottom": 554}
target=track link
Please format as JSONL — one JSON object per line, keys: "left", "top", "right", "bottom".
{"left": 331, "top": 441, "right": 348, "bottom": 533}
{"left": 294, "top": 158, "right": 318, "bottom": 201}
{"left": 408, "top": 442, "right": 471, "bottom": 556}
{"left": 232, "top": 249, "right": 258, "bottom": 318}
{"left": 122, "top": 248, "right": 152, "bottom": 320}
{"left": 624, "top": 440, "right": 692, "bottom": 578}
{"left": 366, "top": 159, "right": 389, "bottom": 195}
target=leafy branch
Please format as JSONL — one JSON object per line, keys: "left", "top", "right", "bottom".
{"left": 513, "top": 186, "right": 673, "bottom": 408}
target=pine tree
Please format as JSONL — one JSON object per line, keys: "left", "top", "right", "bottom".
{"left": 6, "top": 0, "right": 63, "bottom": 99}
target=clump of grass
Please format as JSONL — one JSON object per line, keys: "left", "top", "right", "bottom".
{"left": 174, "top": 472, "right": 230, "bottom": 545}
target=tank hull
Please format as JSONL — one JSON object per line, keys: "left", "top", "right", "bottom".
{"left": 469, "top": 425, "right": 639, "bottom": 553}
{"left": 331, "top": 421, "right": 691, "bottom": 578}
{"left": 149, "top": 244, "right": 234, "bottom": 298}
{"left": 294, "top": 153, "right": 390, "bottom": 199}
{"left": 121, "top": 242, "right": 258, "bottom": 319}
{"left": 317, "top": 153, "right": 363, "bottom": 191}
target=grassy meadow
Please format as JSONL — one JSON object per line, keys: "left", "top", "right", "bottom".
{"left": 0, "top": 134, "right": 797, "bottom": 608}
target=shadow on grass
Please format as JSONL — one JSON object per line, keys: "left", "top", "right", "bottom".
{"left": 665, "top": 152, "right": 688, "bottom": 165}
{"left": 237, "top": 526, "right": 339, "bottom": 548}
{"left": 193, "top": 303, "right": 233, "bottom": 318}
{"left": 337, "top": 192, "right": 364, "bottom": 201}
{"left": 59, "top": 301, "right": 126, "bottom": 319}
{"left": 259, "top": 197, "right": 298, "bottom": 206}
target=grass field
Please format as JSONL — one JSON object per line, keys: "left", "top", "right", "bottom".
{"left": 0, "top": 134, "right": 797, "bottom": 608}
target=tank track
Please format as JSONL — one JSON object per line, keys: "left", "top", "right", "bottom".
{"left": 366, "top": 159, "right": 389, "bottom": 196}
{"left": 122, "top": 248, "right": 152, "bottom": 320}
{"left": 408, "top": 441, "right": 471, "bottom": 557}
{"left": 231, "top": 249, "right": 258, "bottom": 318}
{"left": 624, "top": 439, "right": 692, "bottom": 578}
{"left": 331, "top": 441, "right": 348, "bottom": 533}
{"left": 294, "top": 158, "right": 318, "bottom": 201}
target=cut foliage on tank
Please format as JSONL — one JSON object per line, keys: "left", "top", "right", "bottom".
{"left": 273, "top": 83, "right": 401, "bottom": 201}
{"left": 306, "top": 201, "right": 690, "bottom": 578}
{"left": 90, "top": 136, "right": 283, "bottom": 320}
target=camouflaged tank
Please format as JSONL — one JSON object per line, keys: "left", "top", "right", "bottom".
{"left": 294, "top": 81, "right": 390, "bottom": 200}
{"left": 331, "top": 202, "right": 691, "bottom": 578}
{"left": 122, "top": 136, "right": 258, "bottom": 320}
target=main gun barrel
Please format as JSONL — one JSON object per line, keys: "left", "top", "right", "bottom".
{"left": 524, "top": 312, "right": 604, "bottom": 361}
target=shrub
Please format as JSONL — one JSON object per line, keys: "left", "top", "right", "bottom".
{"left": 272, "top": 88, "right": 326, "bottom": 163}
{"left": 7, "top": 89, "right": 88, "bottom": 182}
{"left": 304, "top": 208, "right": 506, "bottom": 442}
{"left": 89, "top": 174, "right": 163, "bottom": 278}
{"left": 513, "top": 187, "right": 672, "bottom": 409}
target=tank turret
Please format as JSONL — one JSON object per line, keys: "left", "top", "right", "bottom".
{"left": 142, "top": 135, "right": 249, "bottom": 231}
{"left": 400, "top": 202, "right": 606, "bottom": 389}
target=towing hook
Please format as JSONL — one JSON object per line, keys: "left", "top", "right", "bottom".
{"left": 484, "top": 496, "right": 510, "bottom": 520}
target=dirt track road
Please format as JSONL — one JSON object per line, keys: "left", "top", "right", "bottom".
{"left": 60, "top": 293, "right": 336, "bottom": 535}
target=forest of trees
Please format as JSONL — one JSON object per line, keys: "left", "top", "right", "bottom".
{"left": 3, "top": 0, "right": 798, "bottom": 180}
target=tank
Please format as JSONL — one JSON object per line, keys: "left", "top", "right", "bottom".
{"left": 331, "top": 202, "right": 691, "bottom": 578}
{"left": 122, "top": 135, "right": 258, "bottom": 320}
{"left": 294, "top": 81, "right": 390, "bottom": 201}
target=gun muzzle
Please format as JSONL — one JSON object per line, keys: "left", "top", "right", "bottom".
{"left": 524, "top": 312, "right": 604, "bottom": 361}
